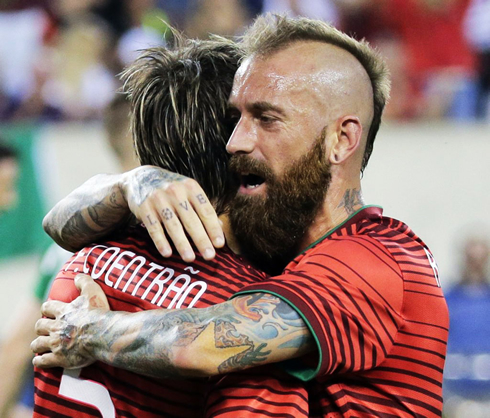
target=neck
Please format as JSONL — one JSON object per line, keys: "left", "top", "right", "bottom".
{"left": 300, "top": 176, "right": 364, "bottom": 250}
{"left": 219, "top": 214, "right": 241, "bottom": 255}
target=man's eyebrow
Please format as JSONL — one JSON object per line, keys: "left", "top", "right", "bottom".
{"left": 248, "top": 101, "right": 286, "bottom": 115}
{"left": 227, "top": 101, "right": 286, "bottom": 116}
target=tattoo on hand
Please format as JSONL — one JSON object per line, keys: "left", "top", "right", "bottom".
{"left": 162, "top": 208, "right": 173, "bottom": 221}
{"left": 196, "top": 194, "right": 207, "bottom": 204}
{"left": 133, "top": 168, "right": 187, "bottom": 207}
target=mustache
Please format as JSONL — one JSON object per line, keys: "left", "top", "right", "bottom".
{"left": 229, "top": 155, "right": 275, "bottom": 182}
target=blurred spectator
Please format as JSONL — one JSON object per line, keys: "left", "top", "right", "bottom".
{"left": 185, "top": 0, "right": 252, "bottom": 39}
{"left": 380, "top": 0, "right": 477, "bottom": 120}
{"left": 36, "top": 0, "right": 119, "bottom": 121}
{"left": 443, "top": 234, "right": 490, "bottom": 417}
{"left": 117, "top": 0, "right": 168, "bottom": 66}
{"left": 0, "top": 0, "right": 170, "bottom": 122}
{"left": 0, "top": 141, "right": 19, "bottom": 213}
{"left": 262, "top": 0, "right": 340, "bottom": 25}
{"left": 0, "top": 6, "right": 51, "bottom": 120}
{"left": 0, "top": 0, "right": 120, "bottom": 121}
{"left": 464, "top": 0, "right": 490, "bottom": 119}
{"left": 340, "top": 0, "right": 478, "bottom": 120}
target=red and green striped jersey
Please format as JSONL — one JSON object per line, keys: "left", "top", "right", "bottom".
{"left": 34, "top": 223, "right": 272, "bottom": 418}
{"left": 208, "top": 206, "right": 449, "bottom": 418}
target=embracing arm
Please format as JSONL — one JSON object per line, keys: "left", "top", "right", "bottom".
{"left": 43, "top": 166, "right": 224, "bottom": 260}
{"left": 32, "top": 279, "right": 314, "bottom": 378}
{"left": 43, "top": 173, "right": 130, "bottom": 252}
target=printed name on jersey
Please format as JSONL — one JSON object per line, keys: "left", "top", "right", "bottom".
{"left": 64, "top": 245, "right": 207, "bottom": 309}
{"left": 423, "top": 247, "right": 441, "bottom": 287}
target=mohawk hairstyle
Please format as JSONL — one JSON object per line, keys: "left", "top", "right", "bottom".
{"left": 121, "top": 33, "right": 242, "bottom": 214}
{"left": 240, "top": 14, "right": 391, "bottom": 173}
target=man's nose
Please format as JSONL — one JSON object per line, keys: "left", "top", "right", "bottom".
{"left": 226, "top": 117, "right": 256, "bottom": 154}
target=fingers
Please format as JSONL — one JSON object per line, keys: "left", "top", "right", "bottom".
{"left": 188, "top": 191, "right": 225, "bottom": 249}
{"left": 32, "top": 352, "right": 65, "bottom": 369}
{"left": 161, "top": 179, "right": 223, "bottom": 261}
{"left": 128, "top": 170, "right": 224, "bottom": 261}
{"left": 41, "top": 300, "right": 68, "bottom": 319}
{"left": 31, "top": 335, "right": 52, "bottom": 354}
{"left": 141, "top": 208, "right": 173, "bottom": 258}
{"left": 74, "top": 274, "right": 109, "bottom": 310}
{"left": 35, "top": 318, "right": 55, "bottom": 336}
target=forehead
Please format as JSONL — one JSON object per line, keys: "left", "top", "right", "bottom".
{"left": 230, "top": 42, "right": 349, "bottom": 107}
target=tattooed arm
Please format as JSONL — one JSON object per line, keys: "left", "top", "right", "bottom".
{"left": 43, "top": 166, "right": 224, "bottom": 261}
{"left": 32, "top": 275, "right": 313, "bottom": 378}
{"left": 43, "top": 173, "right": 130, "bottom": 252}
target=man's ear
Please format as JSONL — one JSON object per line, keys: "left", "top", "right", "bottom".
{"left": 328, "top": 116, "right": 363, "bottom": 165}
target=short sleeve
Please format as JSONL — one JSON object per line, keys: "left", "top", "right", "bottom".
{"left": 233, "top": 237, "right": 404, "bottom": 380}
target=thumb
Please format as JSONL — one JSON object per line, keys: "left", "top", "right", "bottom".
{"left": 74, "top": 274, "right": 109, "bottom": 310}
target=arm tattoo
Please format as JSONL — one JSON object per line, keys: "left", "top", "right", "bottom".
{"left": 44, "top": 174, "right": 131, "bottom": 251}
{"left": 83, "top": 293, "right": 313, "bottom": 379}
{"left": 337, "top": 188, "right": 364, "bottom": 214}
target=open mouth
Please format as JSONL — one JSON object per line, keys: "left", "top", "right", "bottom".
{"left": 241, "top": 173, "right": 266, "bottom": 190}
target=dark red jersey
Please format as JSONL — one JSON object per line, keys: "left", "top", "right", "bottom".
{"left": 34, "top": 223, "right": 271, "bottom": 418}
{"left": 208, "top": 206, "right": 449, "bottom": 418}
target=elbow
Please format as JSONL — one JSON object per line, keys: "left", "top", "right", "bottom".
{"left": 42, "top": 211, "right": 62, "bottom": 244}
{"left": 42, "top": 211, "right": 56, "bottom": 237}
{"left": 42, "top": 210, "right": 79, "bottom": 252}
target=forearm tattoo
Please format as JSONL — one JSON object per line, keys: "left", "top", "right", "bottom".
{"left": 44, "top": 175, "right": 130, "bottom": 251}
{"left": 85, "top": 293, "right": 312, "bottom": 379}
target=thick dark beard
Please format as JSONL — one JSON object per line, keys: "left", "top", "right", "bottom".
{"left": 228, "top": 130, "right": 331, "bottom": 275}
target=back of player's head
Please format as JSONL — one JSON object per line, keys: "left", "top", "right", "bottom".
{"left": 121, "top": 33, "right": 242, "bottom": 214}
{"left": 103, "top": 94, "right": 139, "bottom": 172}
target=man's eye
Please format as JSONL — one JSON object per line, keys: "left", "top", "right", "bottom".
{"left": 259, "top": 115, "right": 275, "bottom": 124}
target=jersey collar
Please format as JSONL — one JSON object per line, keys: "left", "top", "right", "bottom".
{"left": 300, "top": 205, "right": 383, "bottom": 254}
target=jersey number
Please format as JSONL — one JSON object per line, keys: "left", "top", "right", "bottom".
{"left": 59, "top": 368, "right": 116, "bottom": 418}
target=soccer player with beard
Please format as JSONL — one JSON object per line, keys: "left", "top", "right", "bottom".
{"left": 33, "top": 15, "right": 449, "bottom": 418}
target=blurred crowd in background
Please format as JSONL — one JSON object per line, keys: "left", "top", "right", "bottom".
{"left": 0, "top": 0, "right": 489, "bottom": 123}
{"left": 0, "top": 1, "right": 490, "bottom": 417}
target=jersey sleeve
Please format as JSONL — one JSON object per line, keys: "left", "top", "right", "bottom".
{"left": 233, "top": 237, "right": 405, "bottom": 381}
